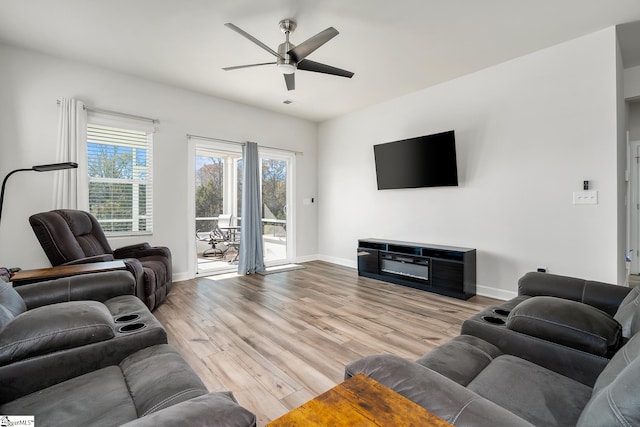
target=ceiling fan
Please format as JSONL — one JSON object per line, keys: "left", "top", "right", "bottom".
{"left": 223, "top": 19, "right": 354, "bottom": 91}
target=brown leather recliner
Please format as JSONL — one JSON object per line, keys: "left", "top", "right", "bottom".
{"left": 29, "top": 209, "right": 172, "bottom": 311}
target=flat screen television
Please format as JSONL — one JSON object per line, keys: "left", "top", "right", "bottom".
{"left": 373, "top": 130, "right": 458, "bottom": 190}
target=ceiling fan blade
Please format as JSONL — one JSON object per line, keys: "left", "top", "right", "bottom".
{"left": 287, "top": 27, "right": 339, "bottom": 62}
{"left": 225, "top": 23, "right": 284, "bottom": 59}
{"left": 297, "top": 59, "right": 354, "bottom": 78}
{"left": 284, "top": 73, "right": 295, "bottom": 91}
{"left": 222, "top": 62, "right": 276, "bottom": 71}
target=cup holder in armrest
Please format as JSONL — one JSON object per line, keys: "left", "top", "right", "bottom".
{"left": 492, "top": 308, "right": 511, "bottom": 317}
{"left": 482, "top": 316, "right": 506, "bottom": 325}
{"left": 114, "top": 314, "right": 141, "bottom": 323}
{"left": 118, "top": 323, "right": 146, "bottom": 333}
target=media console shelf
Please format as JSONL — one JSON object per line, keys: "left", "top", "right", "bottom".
{"left": 357, "top": 238, "right": 476, "bottom": 300}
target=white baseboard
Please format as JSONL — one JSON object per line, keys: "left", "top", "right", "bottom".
{"left": 476, "top": 284, "right": 516, "bottom": 301}
{"left": 172, "top": 271, "right": 191, "bottom": 282}
{"left": 316, "top": 254, "right": 356, "bottom": 269}
{"left": 294, "top": 254, "right": 320, "bottom": 263}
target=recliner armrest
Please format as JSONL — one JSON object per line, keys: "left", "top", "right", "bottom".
{"left": 518, "top": 272, "right": 631, "bottom": 316}
{"left": 119, "top": 393, "right": 257, "bottom": 427}
{"left": 0, "top": 301, "right": 115, "bottom": 365}
{"left": 345, "top": 354, "right": 535, "bottom": 426}
{"left": 114, "top": 243, "right": 150, "bottom": 257}
{"left": 15, "top": 271, "right": 136, "bottom": 309}
{"left": 115, "top": 244, "right": 171, "bottom": 261}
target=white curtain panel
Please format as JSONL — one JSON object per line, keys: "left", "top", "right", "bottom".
{"left": 238, "top": 141, "right": 265, "bottom": 275}
{"left": 54, "top": 98, "right": 88, "bottom": 210}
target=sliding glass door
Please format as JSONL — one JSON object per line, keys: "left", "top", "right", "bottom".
{"left": 195, "top": 146, "right": 241, "bottom": 274}
{"left": 193, "top": 142, "right": 294, "bottom": 275}
{"left": 261, "top": 155, "right": 290, "bottom": 265}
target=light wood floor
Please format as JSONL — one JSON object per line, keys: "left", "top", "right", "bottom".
{"left": 153, "top": 261, "right": 500, "bottom": 426}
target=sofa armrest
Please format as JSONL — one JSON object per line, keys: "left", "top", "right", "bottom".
{"left": 345, "top": 354, "right": 535, "bottom": 426}
{"left": 119, "top": 393, "right": 257, "bottom": 427}
{"left": 15, "top": 271, "right": 135, "bottom": 309}
{"left": 0, "top": 301, "right": 114, "bottom": 365}
{"left": 507, "top": 296, "right": 622, "bottom": 357}
{"left": 518, "top": 272, "right": 631, "bottom": 316}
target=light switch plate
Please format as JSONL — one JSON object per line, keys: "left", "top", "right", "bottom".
{"left": 573, "top": 190, "right": 598, "bottom": 205}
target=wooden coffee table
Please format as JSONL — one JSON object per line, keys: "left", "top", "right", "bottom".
{"left": 267, "top": 373, "right": 453, "bottom": 426}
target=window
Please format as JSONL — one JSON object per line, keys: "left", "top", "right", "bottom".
{"left": 87, "top": 123, "right": 153, "bottom": 235}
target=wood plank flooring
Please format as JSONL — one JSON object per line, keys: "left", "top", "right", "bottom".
{"left": 153, "top": 261, "right": 500, "bottom": 426}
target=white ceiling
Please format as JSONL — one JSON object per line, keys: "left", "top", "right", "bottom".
{"left": 1, "top": 0, "right": 640, "bottom": 122}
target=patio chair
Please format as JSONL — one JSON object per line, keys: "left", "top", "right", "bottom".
{"left": 217, "top": 214, "right": 241, "bottom": 262}
{"left": 197, "top": 224, "right": 230, "bottom": 259}
{"left": 196, "top": 214, "right": 238, "bottom": 259}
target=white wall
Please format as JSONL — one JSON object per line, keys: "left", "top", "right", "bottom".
{"left": 318, "top": 28, "right": 620, "bottom": 299}
{"left": 631, "top": 103, "right": 640, "bottom": 140}
{"left": 0, "top": 43, "right": 318, "bottom": 279}
{"left": 617, "top": 35, "right": 629, "bottom": 284}
{"left": 624, "top": 65, "right": 640, "bottom": 100}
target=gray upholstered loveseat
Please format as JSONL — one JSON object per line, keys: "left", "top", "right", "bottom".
{"left": 0, "top": 271, "right": 256, "bottom": 426}
{"left": 346, "top": 272, "right": 640, "bottom": 426}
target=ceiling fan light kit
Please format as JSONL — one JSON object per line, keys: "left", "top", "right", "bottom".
{"left": 223, "top": 18, "right": 354, "bottom": 91}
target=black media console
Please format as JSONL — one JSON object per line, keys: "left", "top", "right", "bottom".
{"left": 357, "top": 238, "right": 476, "bottom": 300}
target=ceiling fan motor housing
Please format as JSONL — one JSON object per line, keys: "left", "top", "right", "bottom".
{"left": 277, "top": 42, "right": 296, "bottom": 74}
{"left": 277, "top": 19, "right": 297, "bottom": 74}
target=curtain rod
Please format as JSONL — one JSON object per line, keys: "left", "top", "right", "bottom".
{"left": 187, "top": 133, "right": 303, "bottom": 155}
{"left": 56, "top": 100, "right": 159, "bottom": 124}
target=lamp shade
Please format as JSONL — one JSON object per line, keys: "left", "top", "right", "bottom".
{"left": 32, "top": 162, "right": 78, "bottom": 172}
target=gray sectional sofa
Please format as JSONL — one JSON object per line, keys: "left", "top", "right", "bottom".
{"left": 2, "top": 344, "right": 255, "bottom": 427}
{"left": 1, "top": 271, "right": 256, "bottom": 427}
{"left": 346, "top": 272, "right": 640, "bottom": 426}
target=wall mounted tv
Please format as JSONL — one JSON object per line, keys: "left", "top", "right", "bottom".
{"left": 373, "top": 130, "right": 458, "bottom": 190}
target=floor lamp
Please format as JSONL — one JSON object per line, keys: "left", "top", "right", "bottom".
{"left": 0, "top": 162, "right": 78, "bottom": 223}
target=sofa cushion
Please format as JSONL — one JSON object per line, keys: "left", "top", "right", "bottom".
{"left": 507, "top": 296, "right": 622, "bottom": 356}
{"left": 0, "top": 365, "right": 138, "bottom": 426}
{"left": 119, "top": 344, "right": 208, "bottom": 417}
{"left": 0, "top": 301, "right": 114, "bottom": 365}
{"left": 416, "top": 335, "right": 502, "bottom": 386}
{"left": 468, "top": 355, "right": 592, "bottom": 427}
{"left": 614, "top": 286, "right": 640, "bottom": 338}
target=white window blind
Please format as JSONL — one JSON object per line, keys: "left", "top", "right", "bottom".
{"left": 87, "top": 123, "right": 153, "bottom": 235}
